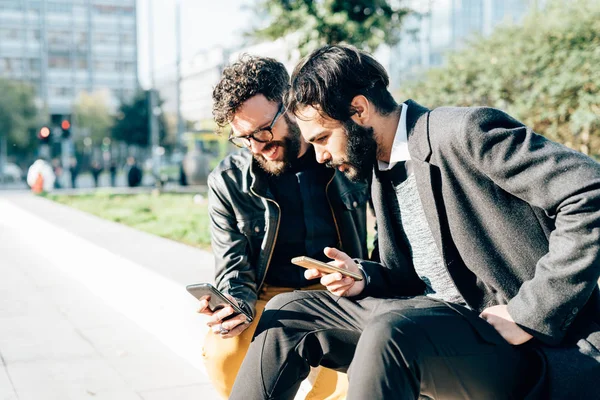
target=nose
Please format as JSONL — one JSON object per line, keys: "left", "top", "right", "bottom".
{"left": 248, "top": 138, "right": 267, "bottom": 153}
{"left": 314, "top": 147, "right": 330, "bottom": 164}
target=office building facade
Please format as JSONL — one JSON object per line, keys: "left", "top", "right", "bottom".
{"left": 0, "top": 0, "right": 138, "bottom": 122}
{"left": 388, "top": 0, "right": 543, "bottom": 90}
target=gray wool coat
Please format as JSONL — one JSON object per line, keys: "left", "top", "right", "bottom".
{"left": 358, "top": 100, "right": 600, "bottom": 398}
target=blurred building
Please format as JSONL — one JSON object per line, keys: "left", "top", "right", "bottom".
{"left": 0, "top": 0, "right": 138, "bottom": 123}
{"left": 388, "top": 0, "right": 546, "bottom": 90}
{"left": 156, "top": 35, "right": 301, "bottom": 127}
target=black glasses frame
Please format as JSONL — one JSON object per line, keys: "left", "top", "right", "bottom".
{"left": 228, "top": 103, "right": 284, "bottom": 148}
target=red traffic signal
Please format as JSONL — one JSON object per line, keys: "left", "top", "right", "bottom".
{"left": 61, "top": 119, "right": 71, "bottom": 138}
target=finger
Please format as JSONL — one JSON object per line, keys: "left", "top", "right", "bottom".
{"left": 221, "top": 314, "right": 248, "bottom": 331}
{"left": 207, "top": 306, "right": 234, "bottom": 325}
{"left": 323, "top": 277, "right": 353, "bottom": 292}
{"left": 196, "top": 298, "right": 210, "bottom": 312}
{"left": 320, "top": 272, "right": 344, "bottom": 286}
{"left": 220, "top": 320, "right": 251, "bottom": 339}
{"left": 198, "top": 308, "right": 214, "bottom": 316}
{"left": 304, "top": 268, "right": 323, "bottom": 280}
{"left": 330, "top": 284, "right": 353, "bottom": 297}
{"left": 214, "top": 305, "right": 235, "bottom": 321}
{"left": 324, "top": 247, "right": 352, "bottom": 262}
{"left": 211, "top": 324, "right": 230, "bottom": 335}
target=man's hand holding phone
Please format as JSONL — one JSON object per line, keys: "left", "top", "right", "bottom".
{"left": 302, "top": 247, "right": 365, "bottom": 297}
{"left": 197, "top": 294, "right": 251, "bottom": 339}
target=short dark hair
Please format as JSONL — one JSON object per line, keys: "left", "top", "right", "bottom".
{"left": 287, "top": 45, "right": 397, "bottom": 121}
{"left": 212, "top": 55, "right": 289, "bottom": 128}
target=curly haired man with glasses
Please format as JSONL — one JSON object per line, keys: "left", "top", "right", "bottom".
{"left": 199, "top": 54, "right": 371, "bottom": 399}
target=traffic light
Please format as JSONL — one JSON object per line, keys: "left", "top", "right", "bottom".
{"left": 38, "top": 126, "right": 51, "bottom": 143}
{"left": 61, "top": 119, "right": 71, "bottom": 138}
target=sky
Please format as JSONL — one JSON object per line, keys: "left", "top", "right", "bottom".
{"left": 137, "top": 0, "right": 255, "bottom": 88}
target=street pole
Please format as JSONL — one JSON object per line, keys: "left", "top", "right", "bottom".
{"left": 147, "top": 0, "right": 160, "bottom": 186}
{"left": 0, "top": 132, "right": 6, "bottom": 184}
{"left": 175, "top": 0, "right": 184, "bottom": 147}
{"left": 149, "top": 89, "right": 161, "bottom": 184}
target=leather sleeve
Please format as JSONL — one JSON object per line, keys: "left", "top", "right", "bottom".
{"left": 208, "top": 172, "right": 258, "bottom": 316}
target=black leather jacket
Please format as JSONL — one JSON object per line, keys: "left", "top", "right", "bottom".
{"left": 208, "top": 149, "right": 369, "bottom": 316}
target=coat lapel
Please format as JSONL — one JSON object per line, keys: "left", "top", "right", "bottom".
{"left": 404, "top": 101, "right": 447, "bottom": 264}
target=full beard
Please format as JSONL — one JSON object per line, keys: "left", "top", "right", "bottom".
{"left": 253, "top": 116, "right": 302, "bottom": 176}
{"left": 327, "top": 119, "right": 378, "bottom": 183}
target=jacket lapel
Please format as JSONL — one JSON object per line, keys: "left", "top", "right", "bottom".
{"left": 404, "top": 101, "right": 454, "bottom": 272}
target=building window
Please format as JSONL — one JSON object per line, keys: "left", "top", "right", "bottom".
{"left": 47, "top": 2, "right": 73, "bottom": 13}
{"left": 49, "top": 86, "right": 73, "bottom": 97}
{"left": 48, "top": 55, "right": 70, "bottom": 69}
{"left": 47, "top": 30, "right": 71, "bottom": 47}
{"left": 30, "top": 59, "right": 41, "bottom": 73}
{"left": 0, "top": 28, "right": 20, "bottom": 41}
{"left": 77, "top": 58, "right": 88, "bottom": 69}
{"left": 94, "top": 60, "right": 118, "bottom": 71}
{"left": 120, "top": 61, "right": 135, "bottom": 72}
{"left": 0, "top": 0, "right": 23, "bottom": 11}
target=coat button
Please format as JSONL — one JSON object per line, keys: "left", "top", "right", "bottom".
{"left": 352, "top": 201, "right": 358, "bottom": 208}
{"left": 254, "top": 226, "right": 260, "bottom": 233}
{"left": 571, "top": 307, "right": 579, "bottom": 315}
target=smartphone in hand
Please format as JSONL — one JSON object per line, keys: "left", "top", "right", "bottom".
{"left": 186, "top": 283, "right": 253, "bottom": 322}
{"left": 291, "top": 256, "right": 363, "bottom": 281}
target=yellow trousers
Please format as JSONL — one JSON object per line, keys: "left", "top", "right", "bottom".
{"left": 202, "top": 284, "right": 348, "bottom": 399}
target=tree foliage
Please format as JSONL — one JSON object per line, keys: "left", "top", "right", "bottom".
{"left": 72, "top": 90, "right": 113, "bottom": 146}
{"left": 111, "top": 90, "right": 168, "bottom": 147}
{"left": 400, "top": 0, "right": 600, "bottom": 156}
{"left": 251, "top": 0, "right": 409, "bottom": 55}
{"left": 0, "top": 78, "right": 40, "bottom": 156}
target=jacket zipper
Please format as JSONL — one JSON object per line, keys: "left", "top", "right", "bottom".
{"left": 250, "top": 185, "right": 281, "bottom": 292}
{"left": 325, "top": 173, "right": 342, "bottom": 250}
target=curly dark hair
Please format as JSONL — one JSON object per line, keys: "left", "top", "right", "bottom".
{"left": 287, "top": 44, "right": 397, "bottom": 121}
{"left": 212, "top": 55, "right": 290, "bottom": 129}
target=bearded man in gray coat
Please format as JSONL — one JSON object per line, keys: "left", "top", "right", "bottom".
{"left": 230, "top": 45, "right": 600, "bottom": 400}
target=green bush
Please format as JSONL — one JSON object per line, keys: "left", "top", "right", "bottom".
{"left": 400, "top": 0, "right": 600, "bottom": 157}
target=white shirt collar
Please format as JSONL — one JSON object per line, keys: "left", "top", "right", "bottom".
{"left": 377, "top": 103, "right": 410, "bottom": 171}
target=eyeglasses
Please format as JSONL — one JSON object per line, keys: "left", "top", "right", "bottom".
{"left": 228, "top": 103, "right": 284, "bottom": 148}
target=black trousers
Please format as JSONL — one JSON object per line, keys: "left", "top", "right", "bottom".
{"left": 230, "top": 291, "right": 545, "bottom": 400}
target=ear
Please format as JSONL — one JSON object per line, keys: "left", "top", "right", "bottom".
{"left": 349, "top": 95, "right": 371, "bottom": 125}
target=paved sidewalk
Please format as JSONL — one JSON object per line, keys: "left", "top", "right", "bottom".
{"left": 0, "top": 192, "right": 220, "bottom": 400}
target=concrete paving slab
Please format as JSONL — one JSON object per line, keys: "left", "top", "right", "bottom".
{"left": 7, "top": 358, "right": 129, "bottom": 393}
{"left": 138, "top": 383, "right": 216, "bottom": 400}
{"left": 0, "top": 360, "right": 18, "bottom": 400}
{"left": 0, "top": 198, "right": 220, "bottom": 400}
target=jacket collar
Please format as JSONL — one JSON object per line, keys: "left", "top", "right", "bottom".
{"left": 404, "top": 99, "right": 432, "bottom": 162}
{"left": 247, "top": 154, "right": 271, "bottom": 198}
{"left": 243, "top": 147, "right": 337, "bottom": 199}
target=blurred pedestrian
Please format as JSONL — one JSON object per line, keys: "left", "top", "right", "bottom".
{"left": 126, "top": 156, "right": 142, "bottom": 187}
{"left": 109, "top": 161, "right": 117, "bottom": 187}
{"left": 51, "top": 158, "right": 63, "bottom": 189}
{"left": 26, "top": 159, "right": 55, "bottom": 193}
{"left": 90, "top": 161, "right": 103, "bottom": 187}
{"left": 69, "top": 158, "right": 79, "bottom": 188}
{"left": 178, "top": 162, "right": 187, "bottom": 186}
